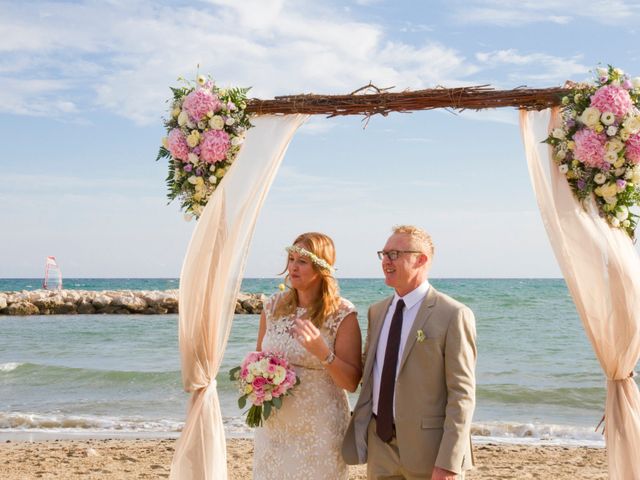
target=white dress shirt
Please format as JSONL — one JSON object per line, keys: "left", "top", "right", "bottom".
{"left": 372, "top": 280, "right": 430, "bottom": 416}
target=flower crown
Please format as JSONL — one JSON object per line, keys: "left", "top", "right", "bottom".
{"left": 285, "top": 245, "right": 336, "bottom": 274}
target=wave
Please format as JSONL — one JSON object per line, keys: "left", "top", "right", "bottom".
{"left": 471, "top": 421, "right": 604, "bottom": 447}
{"left": 0, "top": 362, "right": 181, "bottom": 387}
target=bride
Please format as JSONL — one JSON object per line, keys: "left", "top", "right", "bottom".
{"left": 253, "top": 232, "right": 363, "bottom": 480}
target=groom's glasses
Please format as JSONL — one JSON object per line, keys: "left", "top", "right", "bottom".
{"left": 377, "top": 250, "right": 423, "bottom": 261}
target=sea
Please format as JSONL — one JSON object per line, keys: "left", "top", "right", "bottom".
{"left": 2, "top": 277, "right": 635, "bottom": 447}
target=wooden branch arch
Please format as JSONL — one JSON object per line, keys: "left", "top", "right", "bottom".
{"left": 246, "top": 85, "right": 570, "bottom": 117}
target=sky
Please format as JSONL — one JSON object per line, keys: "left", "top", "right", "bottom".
{"left": 2, "top": 0, "right": 640, "bottom": 278}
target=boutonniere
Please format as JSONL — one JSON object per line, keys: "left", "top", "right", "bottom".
{"left": 416, "top": 329, "right": 425, "bottom": 343}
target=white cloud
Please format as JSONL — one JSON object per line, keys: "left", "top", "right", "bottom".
{"left": 0, "top": 0, "right": 477, "bottom": 124}
{"left": 454, "top": 0, "right": 639, "bottom": 26}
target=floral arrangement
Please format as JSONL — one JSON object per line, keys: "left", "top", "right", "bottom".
{"left": 545, "top": 66, "right": 640, "bottom": 237}
{"left": 157, "top": 74, "right": 253, "bottom": 219}
{"left": 229, "top": 351, "right": 299, "bottom": 427}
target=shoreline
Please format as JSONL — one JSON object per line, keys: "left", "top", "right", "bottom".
{"left": 0, "top": 438, "right": 608, "bottom": 479}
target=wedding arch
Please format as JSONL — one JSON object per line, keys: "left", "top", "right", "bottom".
{"left": 165, "top": 80, "right": 640, "bottom": 480}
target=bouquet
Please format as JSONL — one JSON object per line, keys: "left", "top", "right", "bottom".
{"left": 157, "top": 74, "right": 253, "bottom": 219}
{"left": 545, "top": 65, "right": 640, "bottom": 238}
{"left": 229, "top": 351, "right": 299, "bottom": 428}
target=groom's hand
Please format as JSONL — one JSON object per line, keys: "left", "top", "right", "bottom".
{"left": 432, "top": 466, "right": 458, "bottom": 480}
{"left": 292, "top": 318, "right": 331, "bottom": 360}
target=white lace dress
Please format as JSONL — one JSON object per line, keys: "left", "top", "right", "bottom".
{"left": 253, "top": 293, "right": 356, "bottom": 480}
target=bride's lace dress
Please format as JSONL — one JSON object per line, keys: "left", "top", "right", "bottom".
{"left": 253, "top": 293, "right": 356, "bottom": 480}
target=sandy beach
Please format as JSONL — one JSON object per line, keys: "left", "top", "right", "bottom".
{"left": 0, "top": 437, "right": 607, "bottom": 479}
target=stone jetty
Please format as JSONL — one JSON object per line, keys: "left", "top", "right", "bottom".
{"left": 0, "top": 289, "right": 266, "bottom": 316}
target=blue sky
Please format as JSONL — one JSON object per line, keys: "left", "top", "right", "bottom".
{"left": 2, "top": 0, "right": 640, "bottom": 278}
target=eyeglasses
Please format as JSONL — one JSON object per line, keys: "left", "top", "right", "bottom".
{"left": 377, "top": 250, "right": 423, "bottom": 261}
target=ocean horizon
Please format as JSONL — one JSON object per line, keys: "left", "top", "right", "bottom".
{"left": 2, "top": 277, "right": 636, "bottom": 447}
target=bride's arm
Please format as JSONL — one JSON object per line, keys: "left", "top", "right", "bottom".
{"left": 256, "top": 311, "right": 266, "bottom": 351}
{"left": 293, "top": 314, "right": 362, "bottom": 392}
{"left": 326, "top": 312, "right": 362, "bottom": 392}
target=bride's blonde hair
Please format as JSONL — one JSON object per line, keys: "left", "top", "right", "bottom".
{"left": 274, "top": 232, "right": 340, "bottom": 328}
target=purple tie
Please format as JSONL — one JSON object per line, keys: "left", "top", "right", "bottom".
{"left": 376, "top": 299, "right": 405, "bottom": 442}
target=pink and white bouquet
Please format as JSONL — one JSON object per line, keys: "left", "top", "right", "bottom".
{"left": 229, "top": 351, "right": 299, "bottom": 428}
{"left": 546, "top": 65, "right": 640, "bottom": 238}
{"left": 157, "top": 74, "right": 253, "bottom": 219}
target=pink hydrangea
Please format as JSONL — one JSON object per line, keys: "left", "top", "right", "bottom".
{"left": 200, "top": 130, "right": 230, "bottom": 163}
{"left": 573, "top": 129, "right": 606, "bottom": 167}
{"left": 626, "top": 133, "right": 640, "bottom": 164}
{"left": 167, "top": 128, "right": 189, "bottom": 161}
{"left": 590, "top": 85, "right": 633, "bottom": 117}
{"left": 182, "top": 89, "right": 222, "bottom": 122}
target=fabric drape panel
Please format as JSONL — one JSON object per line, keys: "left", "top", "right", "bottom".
{"left": 520, "top": 108, "right": 640, "bottom": 479}
{"left": 169, "top": 114, "right": 308, "bottom": 480}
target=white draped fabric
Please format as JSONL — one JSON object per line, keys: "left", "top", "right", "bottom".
{"left": 520, "top": 108, "right": 640, "bottom": 479}
{"left": 169, "top": 114, "right": 309, "bottom": 480}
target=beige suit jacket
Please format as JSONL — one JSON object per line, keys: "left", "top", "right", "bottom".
{"left": 342, "top": 287, "right": 477, "bottom": 475}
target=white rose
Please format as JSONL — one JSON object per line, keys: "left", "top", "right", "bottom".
{"left": 616, "top": 206, "right": 629, "bottom": 221}
{"left": 621, "top": 129, "right": 631, "bottom": 141}
{"left": 580, "top": 107, "right": 601, "bottom": 128}
{"left": 594, "top": 173, "right": 607, "bottom": 184}
{"left": 558, "top": 164, "right": 569, "bottom": 175}
{"left": 231, "top": 136, "right": 244, "bottom": 146}
{"left": 208, "top": 175, "right": 217, "bottom": 184}
{"left": 611, "top": 217, "right": 621, "bottom": 227}
{"left": 187, "top": 175, "right": 199, "bottom": 185}
{"left": 632, "top": 77, "right": 640, "bottom": 89}
{"left": 225, "top": 117, "right": 236, "bottom": 126}
{"left": 622, "top": 115, "right": 640, "bottom": 134}
{"left": 607, "top": 138, "right": 624, "bottom": 153}
{"left": 178, "top": 111, "right": 189, "bottom": 127}
{"left": 623, "top": 220, "right": 631, "bottom": 228}
{"left": 615, "top": 167, "right": 626, "bottom": 177}
{"left": 596, "top": 67, "right": 608, "bottom": 78}
{"left": 209, "top": 116, "right": 225, "bottom": 130}
{"left": 614, "top": 67, "right": 625, "bottom": 76}
{"left": 188, "top": 153, "right": 199, "bottom": 165}
{"left": 601, "top": 112, "right": 616, "bottom": 126}
{"left": 605, "top": 151, "right": 618, "bottom": 164}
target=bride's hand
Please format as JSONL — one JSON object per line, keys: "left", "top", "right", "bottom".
{"left": 292, "top": 318, "right": 331, "bottom": 361}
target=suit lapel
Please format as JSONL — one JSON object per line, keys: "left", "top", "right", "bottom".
{"left": 362, "top": 296, "right": 392, "bottom": 386}
{"left": 397, "top": 286, "right": 438, "bottom": 374}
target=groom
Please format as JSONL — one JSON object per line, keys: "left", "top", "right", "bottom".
{"left": 343, "top": 225, "right": 476, "bottom": 479}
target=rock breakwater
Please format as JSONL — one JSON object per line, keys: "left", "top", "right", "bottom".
{"left": 0, "top": 290, "right": 266, "bottom": 316}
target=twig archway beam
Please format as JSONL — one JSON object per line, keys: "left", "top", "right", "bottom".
{"left": 246, "top": 84, "right": 570, "bottom": 117}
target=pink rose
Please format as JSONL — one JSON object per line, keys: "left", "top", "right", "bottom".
{"left": 590, "top": 85, "right": 633, "bottom": 118}
{"left": 200, "top": 130, "right": 230, "bottom": 163}
{"left": 626, "top": 133, "right": 640, "bottom": 164}
{"left": 182, "top": 88, "right": 222, "bottom": 122}
{"left": 166, "top": 128, "right": 189, "bottom": 161}
{"left": 573, "top": 129, "right": 606, "bottom": 167}
{"left": 252, "top": 376, "right": 267, "bottom": 390}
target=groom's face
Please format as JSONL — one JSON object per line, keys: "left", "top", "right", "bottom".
{"left": 381, "top": 233, "right": 425, "bottom": 296}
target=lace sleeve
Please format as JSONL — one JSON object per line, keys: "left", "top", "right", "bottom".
{"left": 325, "top": 298, "right": 357, "bottom": 336}
{"left": 263, "top": 293, "right": 282, "bottom": 322}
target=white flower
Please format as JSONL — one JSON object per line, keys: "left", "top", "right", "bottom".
{"left": 188, "top": 153, "right": 199, "bottom": 165}
{"left": 611, "top": 217, "right": 621, "bottom": 227}
{"left": 601, "top": 112, "right": 616, "bottom": 126}
{"left": 622, "top": 115, "right": 640, "bottom": 134}
{"left": 607, "top": 138, "right": 625, "bottom": 153}
{"left": 171, "top": 107, "right": 181, "bottom": 118}
{"left": 623, "top": 220, "right": 631, "bottom": 228}
{"left": 225, "top": 117, "right": 236, "bottom": 126}
{"left": 615, "top": 167, "right": 626, "bottom": 177}
{"left": 551, "top": 128, "right": 565, "bottom": 139}
{"left": 604, "top": 195, "right": 618, "bottom": 205}
{"left": 594, "top": 173, "right": 607, "bottom": 184}
{"left": 632, "top": 77, "right": 640, "bottom": 89}
{"left": 209, "top": 116, "right": 225, "bottom": 130}
{"left": 187, "top": 175, "right": 199, "bottom": 185}
{"left": 621, "top": 129, "right": 631, "bottom": 141}
{"left": 616, "top": 206, "right": 629, "bottom": 221}
{"left": 559, "top": 164, "right": 569, "bottom": 174}
{"left": 231, "top": 136, "right": 244, "bottom": 146}
{"left": 197, "top": 75, "right": 206, "bottom": 86}
{"left": 596, "top": 67, "right": 608, "bottom": 78}
{"left": 580, "top": 107, "right": 601, "bottom": 128}
{"left": 625, "top": 168, "right": 634, "bottom": 179}
{"left": 178, "top": 111, "right": 189, "bottom": 127}
{"left": 605, "top": 151, "right": 618, "bottom": 164}
{"left": 208, "top": 175, "right": 217, "bottom": 184}
{"left": 614, "top": 67, "right": 625, "bottom": 76}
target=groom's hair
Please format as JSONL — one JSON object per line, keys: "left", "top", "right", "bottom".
{"left": 392, "top": 225, "right": 434, "bottom": 260}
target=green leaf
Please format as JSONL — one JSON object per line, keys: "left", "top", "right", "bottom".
{"left": 238, "top": 395, "right": 247, "bottom": 410}
{"left": 272, "top": 397, "right": 282, "bottom": 409}
{"left": 229, "top": 366, "right": 241, "bottom": 381}
{"left": 263, "top": 401, "right": 272, "bottom": 420}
